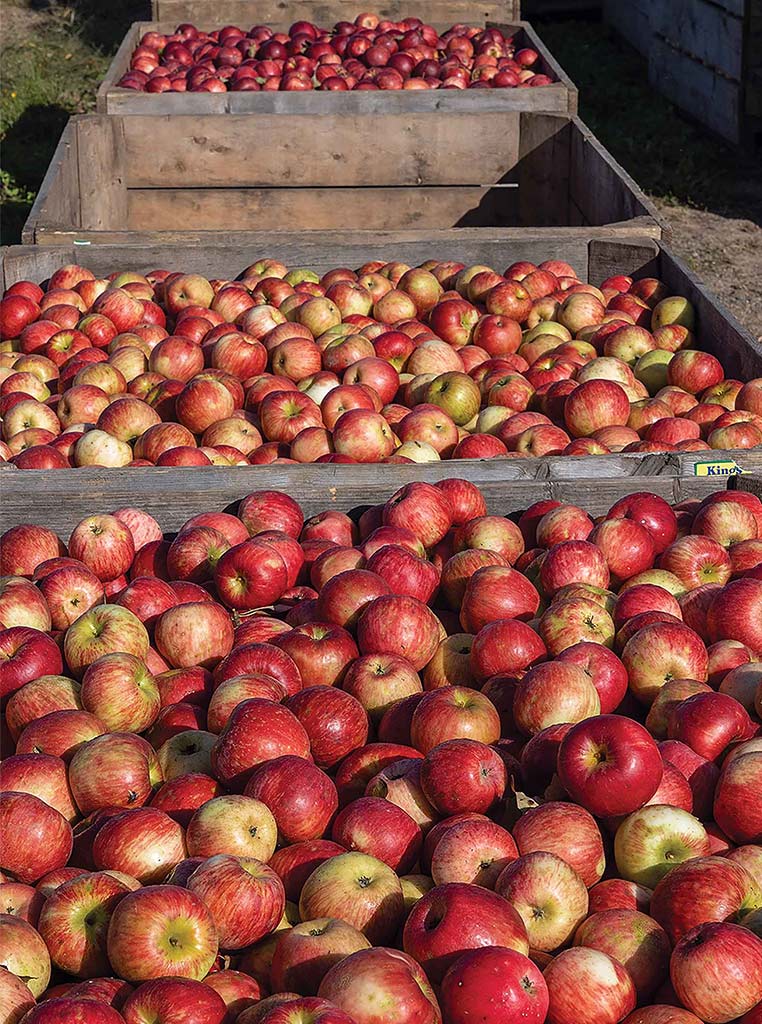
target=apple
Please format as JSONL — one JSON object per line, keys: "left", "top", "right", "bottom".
{"left": 36, "top": 870, "right": 130, "bottom": 977}
{"left": 470, "top": 619, "right": 547, "bottom": 681}
{"left": 187, "top": 854, "right": 285, "bottom": 950}
{"left": 185, "top": 793, "right": 277, "bottom": 861}
{"left": 64, "top": 604, "right": 150, "bottom": 679}
{"left": 706, "top": 578, "right": 762, "bottom": 653}
{"left": 557, "top": 715, "right": 663, "bottom": 817}
{"left": 68, "top": 731, "right": 161, "bottom": 814}
{"left": 317, "top": 947, "right": 439, "bottom": 1024}
{"left": 299, "top": 851, "right": 404, "bottom": 945}
{"left": 331, "top": 796, "right": 421, "bottom": 874}
{"left": 588, "top": 879, "right": 653, "bottom": 915}
{"left": 270, "top": 916, "right": 371, "bottom": 995}
{"left": 495, "top": 850, "right": 589, "bottom": 952}
{"left": 91, "top": 806, "right": 186, "bottom": 884}
{"left": 539, "top": 540, "right": 611, "bottom": 597}
{"left": 0, "top": 967, "right": 36, "bottom": 1022}
{"left": 512, "top": 801, "right": 606, "bottom": 887}
{"left": 574, "top": 908, "right": 670, "bottom": 1002}
{"left": 244, "top": 755, "right": 338, "bottom": 843}
{"left": 404, "top": 881, "right": 529, "bottom": 985}
{"left": 342, "top": 654, "right": 422, "bottom": 722}
{"left": 1, "top": 626, "right": 64, "bottom": 698}
{"left": 0, "top": 791, "right": 73, "bottom": 883}
{"left": 543, "top": 946, "right": 636, "bottom": 1024}
{"left": 667, "top": 690, "right": 752, "bottom": 761}
{"left": 419, "top": 738, "right": 506, "bottom": 816}
{"left": 713, "top": 750, "right": 762, "bottom": 843}
{"left": 120, "top": 976, "right": 227, "bottom": 1024}
{"left": 670, "top": 921, "right": 762, "bottom": 1022}
{"left": 0, "top": 576, "right": 51, "bottom": 631}
{"left": 439, "top": 946, "right": 548, "bottom": 1024}
{"left": 460, "top": 565, "right": 540, "bottom": 632}
{"left": 614, "top": 805, "right": 711, "bottom": 888}
{"left": 202, "top": 970, "right": 263, "bottom": 1020}
{"left": 15, "top": 708, "right": 105, "bottom": 761}
{"left": 269, "top": 840, "right": 348, "bottom": 904}
{"left": 429, "top": 817, "right": 518, "bottom": 888}
{"left": 556, "top": 642, "right": 628, "bottom": 713}
{"left": 650, "top": 855, "right": 762, "bottom": 943}
{"left": 622, "top": 621, "right": 709, "bottom": 704}
{"left": 0, "top": 751, "right": 77, "bottom": 821}
{"left": 154, "top": 601, "right": 233, "bottom": 670}
{"left": 80, "top": 652, "right": 160, "bottom": 733}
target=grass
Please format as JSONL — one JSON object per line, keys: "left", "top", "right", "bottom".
{"left": 536, "top": 17, "right": 762, "bottom": 220}
{"left": 0, "top": 0, "right": 144, "bottom": 243}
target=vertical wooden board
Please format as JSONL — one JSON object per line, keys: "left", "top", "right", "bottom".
{"left": 650, "top": 0, "right": 745, "bottom": 80}
{"left": 21, "top": 124, "right": 80, "bottom": 243}
{"left": 569, "top": 121, "right": 665, "bottom": 235}
{"left": 588, "top": 237, "right": 661, "bottom": 283}
{"left": 74, "top": 118, "right": 128, "bottom": 232}
{"left": 120, "top": 112, "right": 522, "bottom": 188}
{"left": 516, "top": 113, "right": 572, "bottom": 225}
{"left": 648, "top": 36, "right": 742, "bottom": 143}
{"left": 603, "top": 0, "right": 653, "bottom": 56}
{"left": 96, "top": 24, "right": 141, "bottom": 112}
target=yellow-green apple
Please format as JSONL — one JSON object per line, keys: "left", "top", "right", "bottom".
{"left": 244, "top": 755, "right": 338, "bottom": 844}
{"left": 156, "top": 729, "right": 215, "bottom": 780}
{"left": 36, "top": 871, "right": 130, "bottom": 977}
{"left": 0, "top": 791, "right": 73, "bottom": 883}
{"left": 187, "top": 854, "right": 285, "bottom": 950}
{"left": 298, "top": 851, "right": 404, "bottom": 945}
{"left": 422, "top": 635, "right": 477, "bottom": 691}
{"left": 512, "top": 801, "right": 606, "bottom": 887}
{"left": 496, "top": 851, "right": 588, "bottom": 952}
{"left": 402, "top": 881, "right": 528, "bottom": 983}
{"left": 64, "top": 604, "right": 150, "bottom": 679}
{"left": 650, "top": 855, "right": 762, "bottom": 943}
{"left": 614, "top": 805, "right": 711, "bottom": 888}
{"left": 185, "top": 793, "right": 277, "bottom": 861}
{"left": 670, "top": 921, "right": 762, "bottom": 1022}
{"left": 68, "top": 732, "right": 162, "bottom": 814}
{"left": 558, "top": 715, "right": 663, "bottom": 817}
{"left": 0, "top": 913, "right": 50, "bottom": 996}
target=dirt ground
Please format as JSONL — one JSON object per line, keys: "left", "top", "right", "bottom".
{"left": 656, "top": 203, "right": 762, "bottom": 341}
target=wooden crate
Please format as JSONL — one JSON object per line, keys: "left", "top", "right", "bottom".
{"left": 149, "top": 1, "right": 521, "bottom": 25}
{"left": 605, "top": 0, "right": 761, "bottom": 147}
{"left": 98, "top": 20, "right": 574, "bottom": 115}
{"left": 21, "top": 112, "right": 665, "bottom": 244}
{"left": 2, "top": 235, "right": 761, "bottom": 534}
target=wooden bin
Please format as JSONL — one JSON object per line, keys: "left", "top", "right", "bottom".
{"left": 22, "top": 112, "right": 665, "bottom": 244}
{"left": 2, "top": 234, "right": 761, "bottom": 534}
{"left": 98, "top": 20, "right": 575, "bottom": 115}
{"left": 604, "top": 0, "right": 761, "bottom": 148}
{"left": 149, "top": 0, "right": 521, "bottom": 27}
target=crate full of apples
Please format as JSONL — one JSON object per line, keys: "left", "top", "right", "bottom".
{"left": 0, "top": 477, "right": 761, "bottom": 1023}
{"left": 1, "top": 256, "right": 761, "bottom": 472}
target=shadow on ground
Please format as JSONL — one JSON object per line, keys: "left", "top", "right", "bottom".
{"left": 26, "top": 0, "right": 150, "bottom": 52}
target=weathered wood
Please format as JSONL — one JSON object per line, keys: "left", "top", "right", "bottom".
{"left": 603, "top": 0, "right": 653, "bottom": 57}
{"left": 98, "top": 20, "right": 572, "bottom": 116}
{"left": 150, "top": 0, "right": 521, "bottom": 28}
{"left": 650, "top": 0, "right": 745, "bottom": 80}
{"left": 0, "top": 459, "right": 749, "bottom": 537}
{"left": 736, "top": 474, "right": 762, "bottom": 499}
{"left": 22, "top": 113, "right": 665, "bottom": 245}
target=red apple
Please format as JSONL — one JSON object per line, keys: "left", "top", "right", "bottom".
{"left": 670, "top": 921, "right": 762, "bottom": 1022}
{"left": 244, "top": 755, "right": 338, "bottom": 843}
{"left": 439, "top": 946, "right": 548, "bottom": 1024}
{"left": 187, "top": 854, "right": 285, "bottom": 950}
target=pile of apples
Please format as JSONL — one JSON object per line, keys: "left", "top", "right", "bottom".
{"left": 1, "top": 478, "right": 761, "bottom": 1024}
{"left": 117, "top": 15, "right": 553, "bottom": 93}
{"left": 2, "top": 258, "right": 761, "bottom": 471}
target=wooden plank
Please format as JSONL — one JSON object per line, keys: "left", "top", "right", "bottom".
{"left": 0, "top": 461, "right": 742, "bottom": 537}
{"left": 74, "top": 119, "right": 128, "bottom": 232}
{"left": 603, "top": 0, "right": 653, "bottom": 57}
{"left": 22, "top": 124, "right": 80, "bottom": 245}
{"left": 649, "top": 35, "right": 742, "bottom": 143}
{"left": 736, "top": 474, "right": 762, "bottom": 499}
{"left": 516, "top": 113, "right": 573, "bottom": 226}
{"left": 569, "top": 120, "right": 669, "bottom": 239}
{"left": 124, "top": 186, "right": 520, "bottom": 231}
{"left": 96, "top": 23, "right": 141, "bottom": 114}
{"left": 651, "top": 0, "right": 745, "bottom": 80}
{"left": 120, "top": 112, "right": 523, "bottom": 188}
{"left": 151, "top": 0, "right": 522, "bottom": 25}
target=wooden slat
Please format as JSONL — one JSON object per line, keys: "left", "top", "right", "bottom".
{"left": 0, "top": 460, "right": 747, "bottom": 537}
{"left": 602, "top": 0, "right": 653, "bottom": 57}
{"left": 125, "top": 186, "right": 521, "bottom": 231}
{"left": 120, "top": 112, "right": 523, "bottom": 188}
{"left": 151, "top": 0, "right": 522, "bottom": 25}
{"left": 650, "top": 0, "right": 745, "bottom": 80}
{"left": 736, "top": 474, "right": 762, "bottom": 499}
{"left": 74, "top": 119, "right": 128, "bottom": 232}
{"left": 21, "top": 124, "right": 80, "bottom": 245}
{"left": 648, "top": 35, "right": 742, "bottom": 144}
